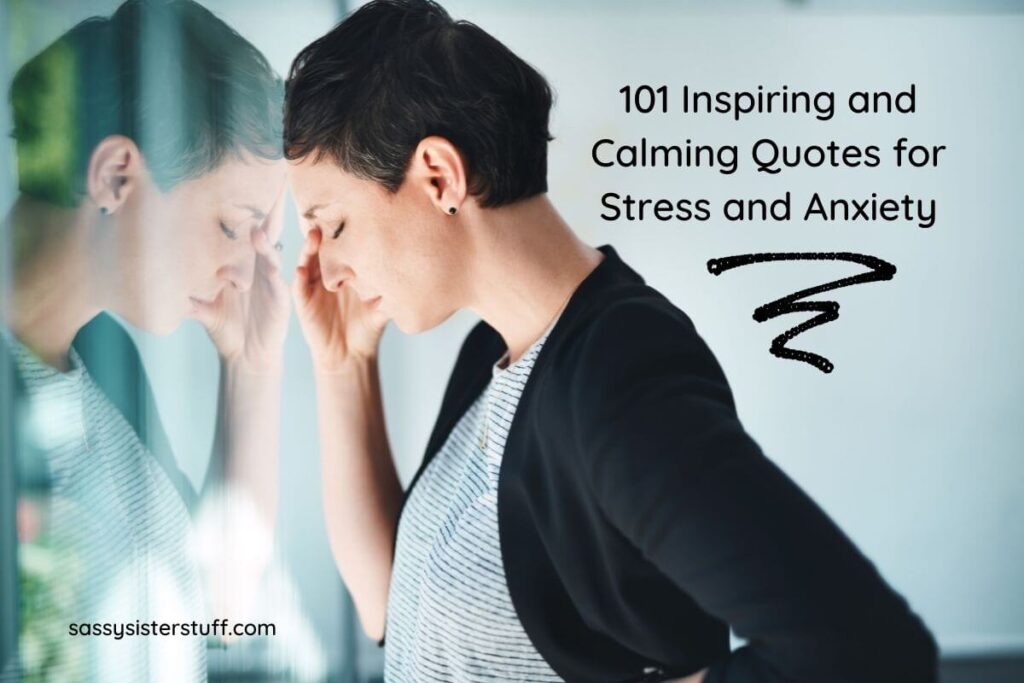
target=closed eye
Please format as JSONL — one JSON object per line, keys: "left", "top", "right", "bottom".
{"left": 220, "top": 221, "right": 238, "bottom": 240}
{"left": 331, "top": 222, "right": 345, "bottom": 239}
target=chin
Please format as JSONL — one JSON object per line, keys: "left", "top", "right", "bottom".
{"left": 151, "top": 317, "right": 185, "bottom": 336}
{"left": 123, "top": 309, "right": 186, "bottom": 336}
{"left": 393, "top": 306, "right": 456, "bottom": 335}
{"left": 390, "top": 314, "right": 421, "bottom": 335}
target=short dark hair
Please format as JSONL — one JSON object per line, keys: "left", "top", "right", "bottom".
{"left": 283, "top": 0, "right": 554, "bottom": 208}
{"left": 9, "top": 0, "right": 283, "bottom": 207}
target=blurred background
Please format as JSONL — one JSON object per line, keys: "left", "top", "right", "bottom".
{"left": 2, "top": 0, "right": 1022, "bottom": 681}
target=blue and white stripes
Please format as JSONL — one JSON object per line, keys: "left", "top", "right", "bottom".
{"left": 10, "top": 334, "right": 206, "bottom": 682}
{"left": 384, "top": 328, "right": 562, "bottom": 683}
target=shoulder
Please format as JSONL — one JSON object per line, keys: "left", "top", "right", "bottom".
{"left": 461, "top": 318, "right": 505, "bottom": 360}
{"left": 447, "top": 319, "right": 504, "bottom": 388}
{"left": 74, "top": 312, "right": 144, "bottom": 368}
{"left": 73, "top": 313, "right": 199, "bottom": 512}
{"left": 552, "top": 285, "right": 732, "bottom": 401}
{"left": 578, "top": 288, "right": 698, "bottom": 353}
{"left": 73, "top": 313, "right": 148, "bottom": 424}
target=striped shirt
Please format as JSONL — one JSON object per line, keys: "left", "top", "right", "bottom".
{"left": 384, "top": 325, "right": 563, "bottom": 682}
{"left": 9, "top": 333, "right": 206, "bottom": 682}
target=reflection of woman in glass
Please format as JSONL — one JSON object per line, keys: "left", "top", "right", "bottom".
{"left": 1, "top": 1, "right": 287, "bottom": 679}
{"left": 284, "top": 2, "right": 938, "bottom": 682}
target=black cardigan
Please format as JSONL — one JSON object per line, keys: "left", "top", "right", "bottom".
{"left": 386, "top": 244, "right": 938, "bottom": 683}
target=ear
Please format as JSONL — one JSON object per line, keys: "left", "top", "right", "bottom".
{"left": 86, "top": 135, "right": 144, "bottom": 214}
{"left": 408, "top": 136, "right": 467, "bottom": 216}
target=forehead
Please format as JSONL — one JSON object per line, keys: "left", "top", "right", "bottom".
{"left": 175, "top": 152, "right": 286, "bottom": 210}
{"left": 214, "top": 153, "right": 286, "bottom": 196}
{"left": 286, "top": 155, "right": 384, "bottom": 216}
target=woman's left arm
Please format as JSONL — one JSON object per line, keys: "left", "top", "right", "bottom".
{"left": 568, "top": 301, "right": 938, "bottom": 683}
{"left": 192, "top": 188, "right": 289, "bottom": 619}
{"left": 195, "top": 186, "right": 288, "bottom": 521}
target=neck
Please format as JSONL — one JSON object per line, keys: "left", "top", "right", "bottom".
{"left": 460, "top": 194, "right": 604, "bottom": 365}
{"left": 3, "top": 195, "right": 102, "bottom": 370}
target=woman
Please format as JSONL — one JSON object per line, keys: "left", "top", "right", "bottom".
{"left": 1, "top": 1, "right": 287, "bottom": 679}
{"left": 284, "top": 1, "right": 938, "bottom": 682}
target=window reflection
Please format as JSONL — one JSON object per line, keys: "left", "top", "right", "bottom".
{"left": 1, "top": 1, "right": 341, "bottom": 680}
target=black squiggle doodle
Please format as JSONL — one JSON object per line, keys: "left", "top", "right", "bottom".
{"left": 706, "top": 252, "right": 897, "bottom": 373}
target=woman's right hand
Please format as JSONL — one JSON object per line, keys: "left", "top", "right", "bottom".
{"left": 292, "top": 227, "right": 388, "bottom": 371}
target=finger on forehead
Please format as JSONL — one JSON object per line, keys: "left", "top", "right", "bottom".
{"left": 297, "top": 228, "right": 320, "bottom": 265}
{"left": 263, "top": 182, "right": 289, "bottom": 243}
{"left": 254, "top": 230, "right": 283, "bottom": 272}
{"left": 293, "top": 266, "right": 311, "bottom": 301}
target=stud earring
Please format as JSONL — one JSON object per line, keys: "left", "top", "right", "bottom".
{"left": 100, "top": 207, "right": 109, "bottom": 215}
{"left": 448, "top": 207, "right": 457, "bottom": 215}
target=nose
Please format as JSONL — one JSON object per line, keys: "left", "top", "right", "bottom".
{"left": 217, "top": 242, "right": 257, "bottom": 293}
{"left": 320, "top": 259, "right": 350, "bottom": 293}
{"left": 318, "top": 245, "right": 353, "bottom": 293}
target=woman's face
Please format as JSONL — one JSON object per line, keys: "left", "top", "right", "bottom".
{"left": 111, "top": 152, "right": 287, "bottom": 335}
{"left": 286, "top": 156, "right": 465, "bottom": 334}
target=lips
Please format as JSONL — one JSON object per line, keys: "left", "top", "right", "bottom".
{"left": 351, "top": 286, "right": 381, "bottom": 306}
{"left": 189, "top": 291, "right": 222, "bottom": 308}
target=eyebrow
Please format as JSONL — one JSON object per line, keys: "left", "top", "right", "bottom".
{"left": 302, "top": 203, "right": 326, "bottom": 220}
{"left": 302, "top": 201, "right": 345, "bottom": 221}
{"left": 234, "top": 203, "right": 267, "bottom": 221}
